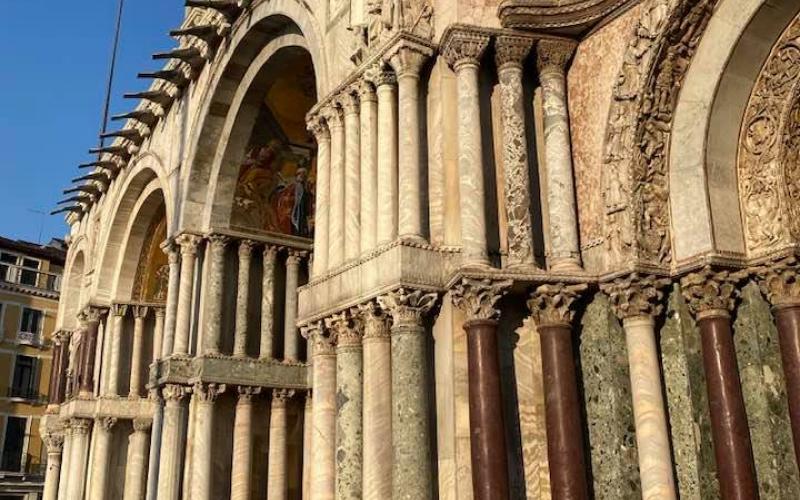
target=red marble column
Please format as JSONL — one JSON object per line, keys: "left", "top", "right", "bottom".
{"left": 47, "top": 341, "right": 62, "bottom": 404}
{"left": 773, "top": 304, "right": 800, "bottom": 463}
{"left": 79, "top": 309, "right": 103, "bottom": 395}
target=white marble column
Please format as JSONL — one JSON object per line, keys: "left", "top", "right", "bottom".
{"left": 190, "top": 382, "right": 225, "bottom": 500}
{"left": 302, "top": 391, "right": 313, "bottom": 500}
{"left": 377, "top": 288, "right": 438, "bottom": 499}
{"left": 442, "top": 31, "right": 492, "bottom": 267}
{"left": 309, "top": 117, "right": 331, "bottom": 275}
{"left": 388, "top": 42, "right": 432, "bottom": 242}
{"left": 359, "top": 80, "right": 378, "bottom": 254}
{"left": 203, "top": 234, "right": 229, "bottom": 355}
{"left": 42, "top": 433, "right": 64, "bottom": 500}
{"left": 496, "top": 35, "right": 537, "bottom": 268}
{"left": 359, "top": 302, "right": 392, "bottom": 500}
{"left": 304, "top": 324, "right": 336, "bottom": 500}
{"left": 231, "top": 386, "right": 260, "bottom": 500}
{"left": 234, "top": 240, "right": 255, "bottom": 357}
{"left": 174, "top": 234, "right": 202, "bottom": 355}
{"left": 67, "top": 418, "right": 92, "bottom": 500}
{"left": 108, "top": 303, "right": 127, "bottom": 396}
{"left": 145, "top": 389, "right": 163, "bottom": 500}
{"left": 152, "top": 307, "right": 165, "bottom": 362}
{"left": 130, "top": 305, "right": 149, "bottom": 398}
{"left": 267, "top": 389, "right": 294, "bottom": 500}
{"left": 87, "top": 417, "right": 116, "bottom": 500}
{"left": 161, "top": 241, "right": 181, "bottom": 356}
{"left": 123, "top": 419, "right": 152, "bottom": 500}
{"left": 260, "top": 245, "right": 278, "bottom": 360}
{"left": 374, "top": 69, "right": 398, "bottom": 245}
{"left": 323, "top": 105, "right": 345, "bottom": 268}
{"left": 56, "top": 425, "right": 71, "bottom": 500}
{"left": 537, "top": 40, "right": 582, "bottom": 271}
{"left": 283, "top": 250, "right": 303, "bottom": 362}
{"left": 157, "top": 384, "right": 190, "bottom": 500}
{"left": 342, "top": 89, "right": 362, "bottom": 262}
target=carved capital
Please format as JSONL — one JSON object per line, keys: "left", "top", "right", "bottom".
{"left": 755, "top": 256, "right": 800, "bottom": 307}
{"left": 366, "top": 64, "right": 397, "bottom": 88}
{"left": 238, "top": 239, "right": 256, "bottom": 259}
{"left": 176, "top": 234, "right": 202, "bottom": 257}
{"left": 357, "top": 79, "right": 377, "bottom": 101}
{"left": 377, "top": 288, "right": 438, "bottom": 327}
{"left": 600, "top": 273, "right": 671, "bottom": 320}
{"left": 320, "top": 105, "right": 343, "bottom": 129}
{"left": 70, "top": 418, "right": 92, "bottom": 435}
{"left": 132, "top": 305, "right": 150, "bottom": 320}
{"left": 111, "top": 303, "right": 129, "bottom": 318}
{"left": 96, "top": 416, "right": 117, "bottom": 431}
{"left": 339, "top": 88, "right": 361, "bottom": 115}
{"left": 154, "top": 306, "right": 166, "bottom": 318}
{"left": 536, "top": 39, "right": 577, "bottom": 75}
{"left": 527, "top": 283, "right": 587, "bottom": 327}
{"left": 207, "top": 233, "right": 230, "bottom": 252}
{"left": 358, "top": 301, "right": 391, "bottom": 339}
{"left": 440, "top": 29, "right": 491, "bottom": 70}
{"left": 495, "top": 35, "right": 533, "bottom": 70}
{"left": 307, "top": 114, "right": 331, "bottom": 142}
{"left": 451, "top": 278, "right": 512, "bottom": 323}
{"left": 133, "top": 419, "right": 152, "bottom": 432}
{"left": 263, "top": 244, "right": 279, "bottom": 262}
{"left": 325, "top": 311, "right": 362, "bottom": 348}
{"left": 285, "top": 249, "right": 305, "bottom": 266}
{"left": 43, "top": 433, "right": 64, "bottom": 453}
{"left": 272, "top": 388, "right": 295, "bottom": 407}
{"left": 237, "top": 385, "right": 262, "bottom": 403}
{"left": 80, "top": 306, "right": 104, "bottom": 324}
{"left": 680, "top": 266, "right": 746, "bottom": 318}
{"left": 162, "top": 240, "right": 180, "bottom": 264}
{"left": 302, "top": 321, "right": 335, "bottom": 356}
{"left": 386, "top": 41, "right": 433, "bottom": 78}
{"left": 193, "top": 382, "right": 226, "bottom": 403}
{"left": 162, "top": 383, "right": 190, "bottom": 403}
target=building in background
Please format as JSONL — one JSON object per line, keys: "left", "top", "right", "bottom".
{"left": 0, "top": 237, "right": 65, "bottom": 500}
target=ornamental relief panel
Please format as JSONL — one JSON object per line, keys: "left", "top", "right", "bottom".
{"left": 737, "top": 17, "right": 800, "bottom": 255}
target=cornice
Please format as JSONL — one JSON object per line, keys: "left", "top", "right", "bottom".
{"left": 498, "top": 0, "right": 636, "bottom": 33}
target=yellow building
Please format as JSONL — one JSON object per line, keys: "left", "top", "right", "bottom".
{"left": 0, "top": 237, "right": 64, "bottom": 500}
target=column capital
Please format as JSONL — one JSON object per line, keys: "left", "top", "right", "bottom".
{"left": 162, "top": 383, "right": 191, "bottom": 403}
{"left": 338, "top": 88, "right": 360, "bottom": 116}
{"left": 133, "top": 418, "right": 152, "bottom": 433}
{"left": 357, "top": 301, "right": 390, "bottom": 339}
{"left": 193, "top": 382, "right": 226, "bottom": 403}
{"left": 377, "top": 287, "right": 438, "bottom": 327}
{"left": 307, "top": 113, "right": 331, "bottom": 142}
{"left": 600, "top": 273, "right": 672, "bottom": 320}
{"left": 536, "top": 39, "right": 577, "bottom": 75}
{"left": 754, "top": 256, "right": 800, "bottom": 308}
{"left": 238, "top": 239, "right": 256, "bottom": 258}
{"left": 43, "top": 432, "right": 64, "bottom": 453}
{"left": 79, "top": 306, "right": 105, "bottom": 325}
{"left": 365, "top": 63, "right": 397, "bottom": 88}
{"left": 451, "top": 278, "right": 512, "bottom": 323}
{"left": 325, "top": 311, "right": 363, "bottom": 348}
{"left": 302, "top": 321, "right": 336, "bottom": 356}
{"left": 272, "top": 388, "right": 296, "bottom": 408}
{"left": 680, "top": 266, "right": 746, "bottom": 319}
{"left": 495, "top": 35, "right": 534, "bottom": 70}
{"left": 70, "top": 417, "right": 92, "bottom": 435}
{"left": 440, "top": 29, "right": 491, "bottom": 70}
{"left": 357, "top": 79, "right": 377, "bottom": 102}
{"left": 320, "top": 104, "right": 343, "bottom": 129}
{"left": 263, "top": 244, "right": 279, "bottom": 261}
{"left": 176, "top": 233, "right": 203, "bottom": 256}
{"left": 154, "top": 306, "right": 166, "bottom": 318}
{"left": 111, "top": 303, "right": 129, "bottom": 317}
{"left": 237, "top": 385, "right": 262, "bottom": 403}
{"left": 132, "top": 305, "right": 150, "bottom": 319}
{"left": 527, "top": 283, "right": 587, "bottom": 327}
{"left": 207, "top": 233, "right": 231, "bottom": 250}
{"left": 285, "top": 249, "right": 306, "bottom": 265}
{"left": 96, "top": 416, "right": 117, "bottom": 431}
{"left": 386, "top": 40, "right": 433, "bottom": 78}
{"left": 161, "top": 239, "right": 180, "bottom": 263}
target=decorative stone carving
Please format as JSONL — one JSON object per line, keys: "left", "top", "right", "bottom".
{"left": 440, "top": 29, "right": 491, "bottom": 69}
{"left": 451, "top": 278, "right": 513, "bottom": 322}
{"left": 495, "top": 35, "right": 533, "bottom": 69}
{"left": 601, "top": 273, "right": 672, "bottom": 319}
{"left": 320, "top": 104, "right": 344, "bottom": 130}
{"left": 527, "top": 283, "right": 587, "bottom": 326}
{"left": 193, "top": 382, "right": 226, "bottom": 403}
{"left": 376, "top": 287, "right": 438, "bottom": 327}
{"left": 680, "top": 266, "right": 746, "bottom": 317}
{"left": 111, "top": 303, "right": 128, "bottom": 317}
{"left": 754, "top": 256, "right": 800, "bottom": 307}
{"left": 80, "top": 306, "right": 104, "bottom": 324}
{"left": 536, "top": 39, "right": 576, "bottom": 75}
{"left": 358, "top": 301, "right": 390, "bottom": 339}
{"left": 498, "top": 0, "right": 637, "bottom": 31}
{"left": 162, "top": 383, "right": 190, "bottom": 403}
{"left": 237, "top": 385, "right": 261, "bottom": 402}
{"left": 70, "top": 418, "right": 92, "bottom": 435}
{"left": 96, "top": 417, "right": 117, "bottom": 431}
{"left": 132, "top": 305, "right": 150, "bottom": 319}
{"left": 272, "top": 388, "right": 296, "bottom": 407}
{"left": 339, "top": 89, "right": 361, "bottom": 116}
{"left": 302, "top": 321, "right": 336, "bottom": 356}
{"left": 133, "top": 419, "right": 153, "bottom": 432}
{"left": 43, "top": 433, "right": 64, "bottom": 453}
{"left": 176, "top": 233, "right": 202, "bottom": 257}
{"left": 326, "top": 311, "right": 363, "bottom": 347}
{"left": 386, "top": 40, "right": 432, "bottom": 78}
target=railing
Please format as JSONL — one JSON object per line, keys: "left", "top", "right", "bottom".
{"left": 6, "top": 386, "right": 45, "bottom": 403}
{"left": 16, "top": 331, "right": 42, "bottom": 346}
{"left": 0, "top": 263, "right": 61, "bottom": 293}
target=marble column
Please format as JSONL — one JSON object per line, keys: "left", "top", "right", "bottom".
{"left": 359, "top": 302, "right": 392, "bottom": 500}
{"left": 157, "top": 384, "right": 190, "bottom": 500}
{"left": 496, "top": 36, "right": 537, "bottom": 268}
{"left": 536, "top": 40, "right": 582, "bottom": 272}
{"left": 388, "top": 42, "right": 433, "bottom": 243}
{"left": 309, "top": 116, "right": 331, "bottom": 275}
{"left": 452, "top": 278, "right": 512, "bottom": 500}
{"left": 234, "top": 240, "right": 255, "bottom": 357}
{"left": 88, "top": 417, "right": 117, "bottom": 500}
{"left": 284, "top": 250, "right": 303, "bottom": 361}
{"left": 528, "top": 283, "right": 590, "bottom": 499}
{"left": 268, "top": 389, "right": 294, "bottom": 500}
{"left": 342, "top": 89, "right": 362, "bottom": 262}
{"left": 323, "top": 105, "right": 345, "bottom": 268}
{"left": 374, "top": 69, "right": 398, "bottom": 245}
{"left": 79, "top": 307, "right": 103, "bottom": 396}
{"left": 108, "top": 304, "right": 127, "bottom": 396}
{"left": 603, "top": 275, "right": 677, "bottom": 500}
{"left": 153, "top": 307, "right": 166, "bottom": 362}
{"left": 190, "top": 382, "right": 225, "bottom": 500}
{"left": 52, "top": 333, "right": 69, "bottom": 404}
{"left": 442, "top": 30, "right": 491, "bottom": 267}
{"left": 203, "top": 234, "right": 229, "bottom": 355}
{"left": 260, "top": 245, "right": 278, "bottom": 359}
{"left": 161, "top": 241, "right": 181, "bottom": 356}
{"left": 42, "top": 433, "right": 64, "bottom": 500}
{"left": 174, "top": 234, "right": 201, "bottom": 355}
{"left": 327, "top": 312, "right": 363, "bottom": 499}
{"left": 124, "top": 419, "right": 152, "bottom": 500}
{"left": 358, "top": 80, "right": 378, "bottom": 254}
{"left": 47, "top": 342, "right": 62, "bottom": 405}
{"left": 303, "top": 323, "right": 336, "bottom": 500}
{"left": 377, "top": 288, "right": 438, "bottom": 499}
{"left": 681, "top": 268, "right": 756, "bottom": 500}
{"left": 67, "top": 418, "right": 92, "bottom": 500}
{"left": 757, "top": 257, "right": 800, "bottom": 463}
{"left": 231, "top": 386, "right": 260, "bottom": 500}
{"left": 145, "top": 389, "right": 164, "bottom": 500}
{"left": 130, "top": 305, "right": 150, "bottom": 398}
{"left": 56, "top": 424, "right": 72, "bottom": 500}
{"left": 302, "top": 391, "right": 313, "bottom": 500}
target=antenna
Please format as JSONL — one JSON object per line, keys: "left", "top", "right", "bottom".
{"left": 98, "top": 0, "right": 126, "bottom": 150}
{"left": 26, "top": 209, "right": 46, "bottom": 244}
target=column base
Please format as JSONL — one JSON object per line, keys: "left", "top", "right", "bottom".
{"left": 549, "top": 257, "right": 583, "bottom": 273}
{"left": 400, "top": 234, "right": 428, "bottom": 245}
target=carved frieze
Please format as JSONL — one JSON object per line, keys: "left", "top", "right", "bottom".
{"left": 499, "top": 0, "right": 635, "bottom": 31}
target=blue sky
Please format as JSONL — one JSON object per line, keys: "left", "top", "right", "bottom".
{"left": 0, "top": 1, "right": 183, "bottom": 244}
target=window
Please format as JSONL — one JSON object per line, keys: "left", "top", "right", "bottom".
{"left": 0, "top": 253, "right": 15, "bottom": 283}
{"left": 20, "top": 308, "right": 42, "bottom": 335}
{"left": 0, "top": 252, "right": 41, "bottom": 287}
{"left": 9, "top": 355, "right": 38, "bottom": 400}
{"left": 19, "top": 258, "right": 39, "bottom": 287}
{"left": 1, "top": 417, "right": 26, "bottom": 471}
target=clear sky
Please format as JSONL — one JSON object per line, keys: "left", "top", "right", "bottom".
{"left": 0, "top": 1, "right": 183, "bottom": 244}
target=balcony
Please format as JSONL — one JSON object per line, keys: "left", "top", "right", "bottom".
{"left": 15, "top": 331, "right": 42, "bottom": 347}
{"left": 0, "top": 264, "right": 60, "bottom": 296}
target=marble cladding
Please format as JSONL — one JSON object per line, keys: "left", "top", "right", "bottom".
{"left": 56, "top": 396, "right": 156, "bottom": 420}
{"left": 155, "top": 356, "right": 309, "bottom": 389}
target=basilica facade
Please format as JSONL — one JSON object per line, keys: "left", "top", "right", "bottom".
{"left": 41, "top": 0, "right": 800, "bottom": 499}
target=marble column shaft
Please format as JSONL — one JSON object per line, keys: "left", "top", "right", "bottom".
{"left": 56, "top": 427, "right": 72, "bottom": 500}
{"left": 310, "top": 119, "right": 331, "bottom": 275}
{"left": 79, "top": 310, "right": 102, "bottom": 395}
{"left": 42, "top": 435, "right": 64, "bottom": 500}
{"left": 375, "top": 72, "right": 398, "bottom": 244}
{"left": 308, "top": 328, "right": 337, "bottom": 500}
{"left": 302, "top": 392, "right": 313, "bottom": 500}
{"left": 174, "top": 235, "right": 201, "bottom": 355}
{"left": 260, "top": 246, "right": 278, "bottom": 359}
{"left": 234, "top": 240, "right": 254, "bottom": 357}
{"left": 145, "top": 393, "right": 164, "bottom": 500}
{"left": 88, "top": 417, "right": 116, "bottom": 500}
{"left": 537, "top": 41, "right": 581, "bottom": 271}
{"left": 130, "top": 305, "right": 149, "bottom": 397}
{"left": 325, "top": 106, "right": 345, "bottom": 268}
{"left": 360, "top": 305, "right": 392, "bottom": 500}
{"left": 203, "top": 234, "right": 229, "bottom": 355}
{"left": 268, "top": 389, "right": 293, "bottom": 500}
{"left": 284, "top": 251, "right": 302, "bottom": 361}
{"left": 342, "top": 91, "right": 361, "bottom": 262}
{"left": 157, "top": 384, "right": 190, "bottom": 500}
{"left": 161, "top": 243, "right": 181, "bottom": 356}
{"left": 153, "top": 307, "right": 165, "bottom": 362}
{"left": 191, "top": 383, "right": 225, "bottom": 500}
{"left": 47, "top": 343, "right": 62, "bottom": 404}
{"left": 232, "top": 386, "right": 259, "bottom": 500}
{"left": 775, "top": 304, "right": 800, "bottom": 463}
{"left": 67, "top": 418, "right": 92, "bottom": 500}
{"left": 124, "top": 420, "right": 151, "bottom": 500}
{"left": 359, "top": 82, "right": 378, "bottom": 254}
{"left": 108, "top": 305, "right": 127, "bottom": 396}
